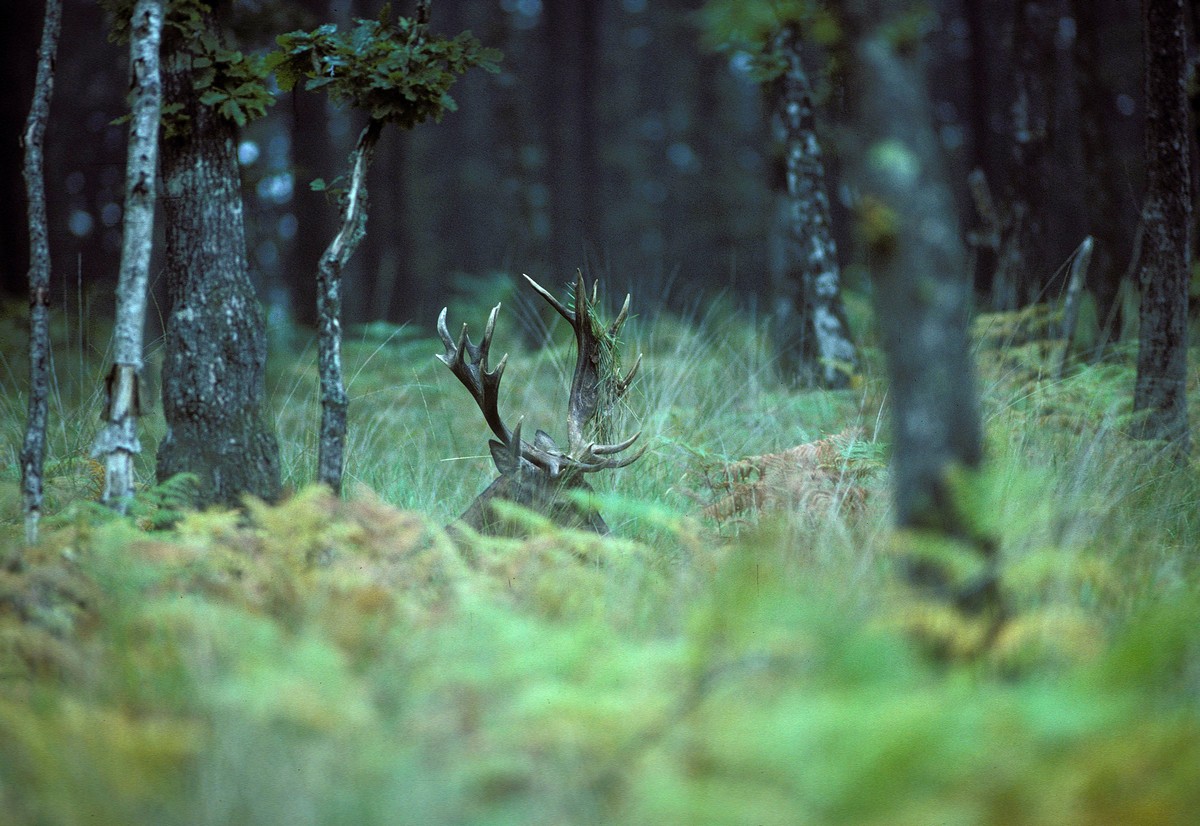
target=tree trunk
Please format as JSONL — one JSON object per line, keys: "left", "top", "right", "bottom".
{"left": 93, "top": 0, "right": 163, "bottom": 513}
{"left": 19, "top": 0, "right": 62, "bottom": 545}
{"left": 156, "top": 20, "right": 281, "bottom": 508}
{"left": 842, "top": 1, "right": 999, "bottom": 618}
{"left": 769, "top": 23, "right": 857, "bottom": 388}
{"left": 544, "top": 0, "right": 599, "bottom": 277}
{"left": 1133, "top": 0, "right": 1191, "bottom": 454}
{"left": 317, "top": 119, "right": 382, "bottom": 494}
{"left": 1, "top": 1, "right": 41, "bottom": 301}
{"left": 992, "top": 0, "right": 1061, "bottom": 309}
{"left": 1072, "top": 0, "right": 1132, "bottom": 347}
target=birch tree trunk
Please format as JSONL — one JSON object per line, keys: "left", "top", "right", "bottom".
{"left": 19, "top": 0, "right": 63, "bottom": 545}
{"left": 92, "top": 0, "right": 163, "bottom": 513}
{"left": 1133, "top": 0, "right": 1191, "bottom": 456}
{"left": 841, "top": 1, "right": 1000, "bottom": 619}
{"left": 156, "top": 19, "right": 281, "bottom": 508}
{"left": 317, "top": 118, "right": 382, "bottom": 494}
{"left": 770, "top": 23, "right": 857, "bottom": 388}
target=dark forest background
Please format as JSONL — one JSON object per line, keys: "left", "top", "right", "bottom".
{"left": 0, "top": 0, "right": 1154, "bottom": 341}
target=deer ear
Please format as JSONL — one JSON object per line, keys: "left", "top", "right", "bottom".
{"left": 489, "top": 439, "right": 518, "bottom": 476}
{"left": 533, "top": 429, "right": 561, "bottom": 453}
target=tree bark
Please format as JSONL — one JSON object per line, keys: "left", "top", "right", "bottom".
{"left": 841, "top": 0, "right": 999, "bottom": 617}
{"left": 156, "top": 20, "right": 281, "bottom": 508}
{"left": 92, "top": 0, "right": 163, "bottom": 513}
{"left": 19, "top": 0, "right": 63, "bottom": 546}
{"left": 316, "top": 118, "right": 382, "bottom": 494}
{"left": 992, "top": 0, "right": 1062, "bottom": 309}
{"left": 1072, "top": 0, "right": 1132, "bottom": 347}
{"left": 544, "top": 0, "right": 599, "bottom": 277}
{"left": 1133, "top": 0, "right": 1191, "bottom": 455}
{"left": 769, "top": 23, "right": 857, "bottom": 388}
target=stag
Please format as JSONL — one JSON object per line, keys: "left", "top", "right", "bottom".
{"left": 437, "top": 273, "right": 643, "bottom": 536}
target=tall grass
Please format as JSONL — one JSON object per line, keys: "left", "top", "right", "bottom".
{"left": 1, "top": 293, "right": 1198, "bottom": 824}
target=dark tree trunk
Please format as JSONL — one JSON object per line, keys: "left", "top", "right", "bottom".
{"left": 1133, "top": 0, "right": 1191, "bottom": 454}
{"left": 19, "top": 0, "right": 62, "bottom": 545}
{"left": 156, "top": 22, "right": 281, "bottom": 507}
{"left": 1072, "top": 0, "right": 1132, "bottom": 346}
{"left": 2, "top": 1, "right": 41, "bottom": 301}
{"left": 544, "top": 0, "right": 599, "bottom": 277}
{"left": 993, "top": 0, "right": 1062, "bottom": 309}
{"left": 285, "top": 81, "right": 336, "bottom": 329}
{"left": 769, "top": 24, "right": 857, "bottom": 388}
{"left": 841, "top": 1, "right": 999, "bottom": 619}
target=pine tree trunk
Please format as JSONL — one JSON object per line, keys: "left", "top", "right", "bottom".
{"left": 770, "top": 24, "right": 857, "bottom": 388}
{"left": 93, "top": 0, "right": 163, "bottom": 513}
{"left": 1133, "top": 0, "right": 1191, "bottom": 454}
{"left": 19, "top": 0, "right": 62, "bottom": 545}
{"left": 156, "top": 22, "right": 281, "bottom": 507}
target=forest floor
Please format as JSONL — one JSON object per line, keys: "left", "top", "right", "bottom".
{"left": 1, "top": 293, "right": 1199, "bottom": 824}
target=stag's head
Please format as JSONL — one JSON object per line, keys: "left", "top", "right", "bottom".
{"left": 437, "top": 273, "right": 643, "bottom": 536}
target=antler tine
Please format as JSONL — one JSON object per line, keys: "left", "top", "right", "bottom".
{"left": 605, "top": 443, "right": 647, "bottom": 470}
{"left": 435, "top": 304, "right": 513, "bottom": 446}
{"left": 614, "top": 352, "right": 642, "bottom": 400}
{"left": 523, "top": 273, "right": 572, "bottom": 323}
{"left": 482, "top": 302, "right": 501, "bottom": 365}
{"left": 610, "top": 292, "right": 631, "bottom": 335}
{"left": 588, "top": 430, "right": 641, "bottom": 456}
{"left": 574, "top": 269, "right": 592, "bottom": 331}
{"left": 435, "top": 307, "right": 455, "bottom": 360}
{"left": 576, "top": 440, "right": 647, "bottom": 472}
{"left": 571, "top": 430, "right": 643, "bottom": 471}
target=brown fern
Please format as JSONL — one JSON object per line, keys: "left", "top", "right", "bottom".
{"left": 694, "top": 428, "right": 871, "bottom": 526}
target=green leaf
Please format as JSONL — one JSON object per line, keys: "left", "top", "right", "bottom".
{"left": 310, "top": 178, "right": 327, "bottom": 191}
{"left": 220, "top": 98, "right": 246, "bottom": 127}
{"left": 199, "top": 89, "right": 226, "bottom": 106}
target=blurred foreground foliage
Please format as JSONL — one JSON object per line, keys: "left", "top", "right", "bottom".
{"left": 1, "top": 297, "right": 1199, "bottom": 823}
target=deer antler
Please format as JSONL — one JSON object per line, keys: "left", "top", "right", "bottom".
{"left": 523, "top": 271, "right": 643, "bottom": 460}
{"left": 436, "top": 303, "right": 513, "bottom": 448}
{"left": 437, "top": 275, "right": 644, "bottom": 482}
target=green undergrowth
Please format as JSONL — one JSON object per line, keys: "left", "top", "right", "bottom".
{"left": 1, "top": 298, "right": 1199, "bottom": 823}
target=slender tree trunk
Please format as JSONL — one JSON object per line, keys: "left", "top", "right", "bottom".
{"left": 156, "top": 20, "right": 281, "bottom": 508}
{"left": 19, "top": 0, "right": 63, "bottom": 546}
{"left": 1133, "top": 0, "right": 1191, "bottom": 454}
{"left": 842, "top": 1, "right": 1000, "bottom": 619}
{"left": 317, "top": 118, "right": 382, "bottom": 493}
{"left": 769, "top": 24, "right": 857, "bottom": 388}
{"left": 92, "top": 0, "right": 163, "bottom": 513}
